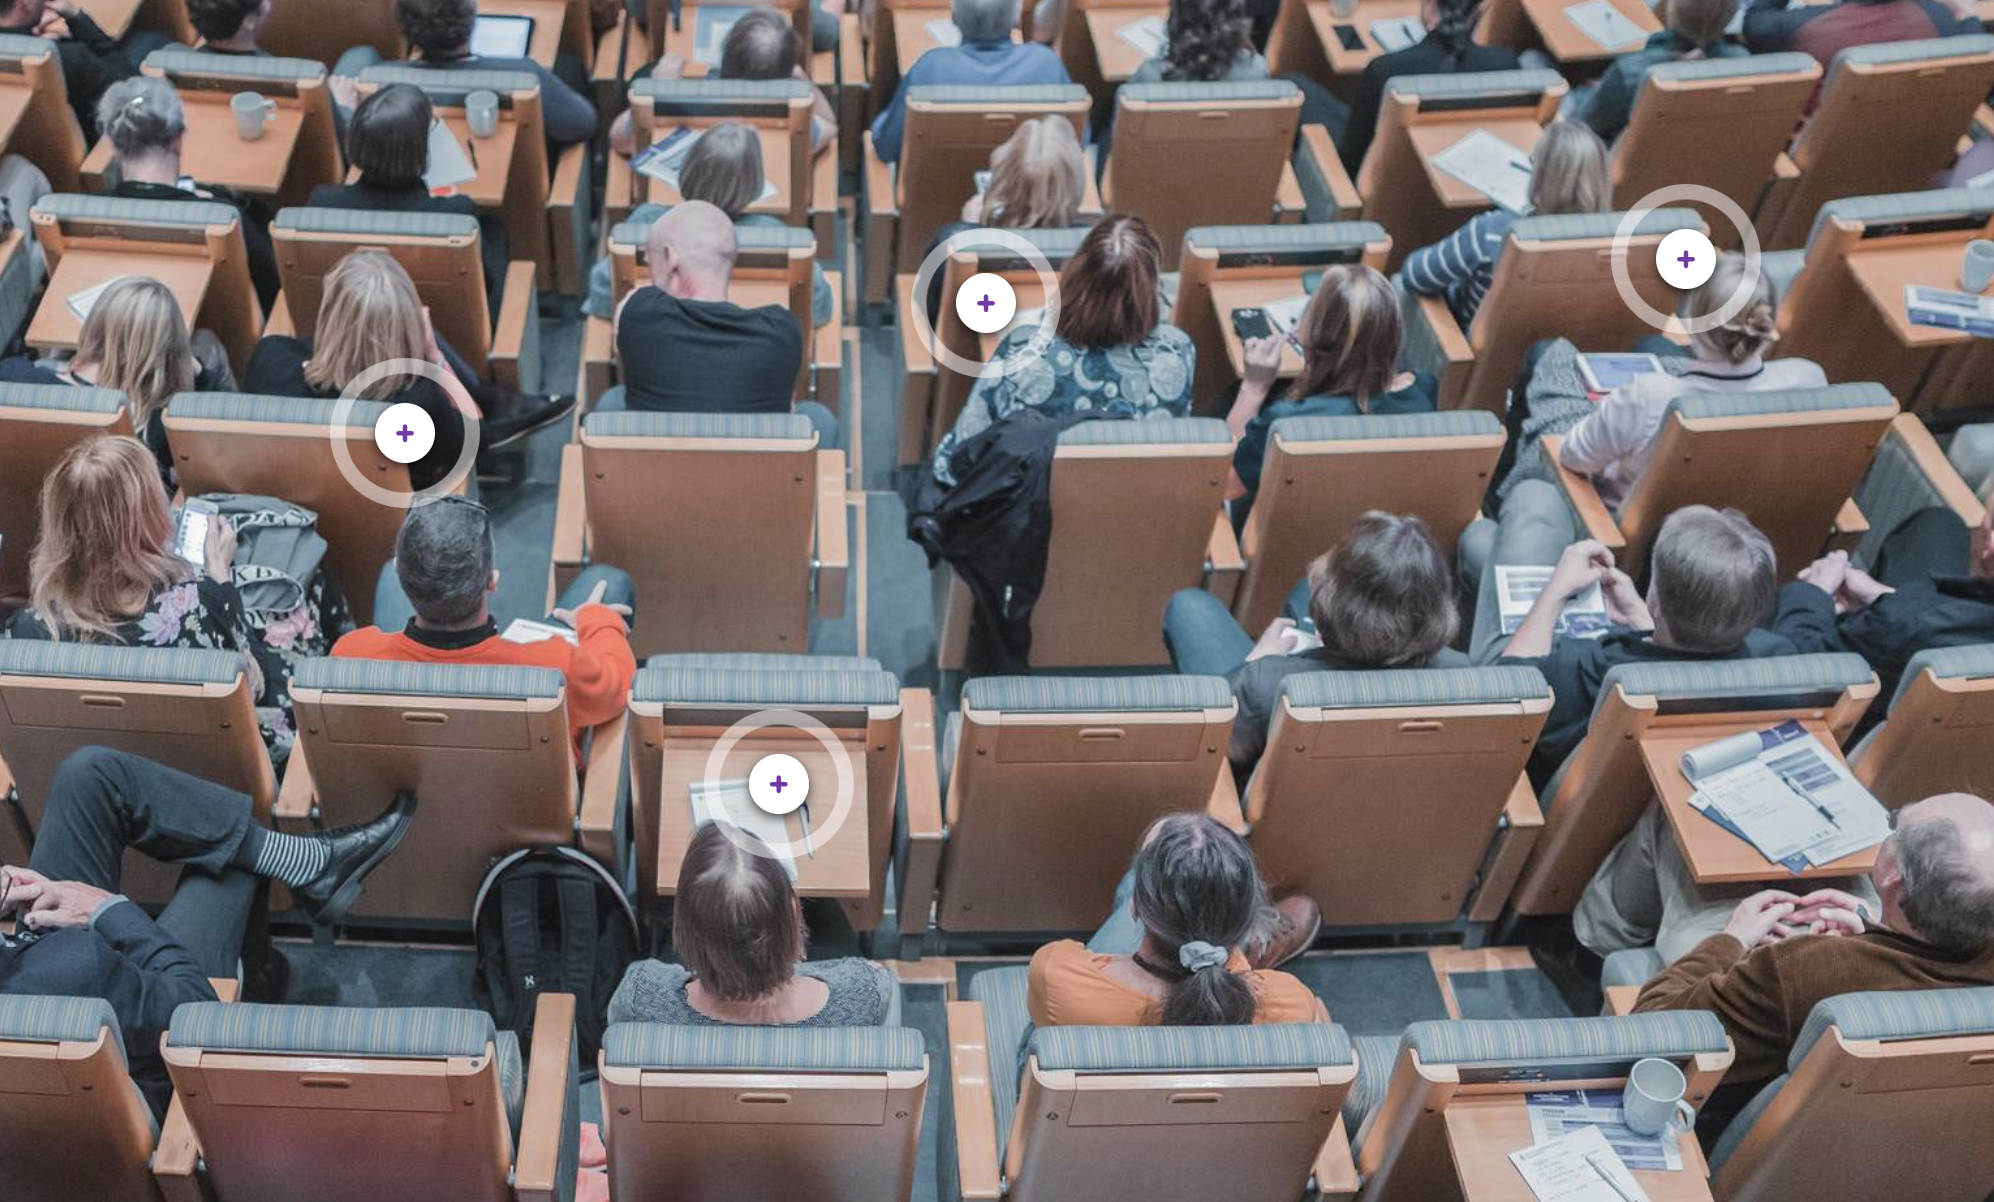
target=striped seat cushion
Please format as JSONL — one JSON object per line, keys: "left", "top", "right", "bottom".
{"left": 1122, "top": 80, "right": 1299, "bottom": 103}
{"left": 633, "top": 666, "right": 899, "bottom": 707}
{"left": 607, "top": 216, "right": 813, "bottom": 252}
{"left": 1513, "top": 208, "right": 1700, "bottom": 243}
{"left": 1667, "top": 381, "right": 1893, "bottom": 423}
{"left": 0, "top": 32, "right": 55, "bottom": 57}
{"left": 1890, "top": 642, "right": 1994, "bottom": 711}
{"left": 292, "top": 657, "right": 564, "bottom": 699}
{"left": 602, "top": 1023, "right": 925, "bottom": 1071}
{"left": 1028, "top": 1023, "right": 1353, "bottom": 1073}
{"left": 0, "top": 641, "right": 243, "bottom": 686}
{"left": 630, "top": 77, "right": 810, "bottom": 104}
{"left": 1808, "top": 186, "right": 1994, "bottom": 252}
{"left": 1185, "top": 222, "right": 1387, "bottom": 255}
{"left": 143, "top": 46, "right": 324, "bottom": 79}
{"left": 167, "top": 391, "right": 388, "bottom": 430}
{"left": 34, "top": 192, "right": 241, "bottom": 230}
{"left": 584, "top": 410, "right": 815, "bottom": 441}
{"left": 1057, "top": 417, "right": 1229, "bottom": 447}
{"left": 1279, "top": 666, "right": 1551, "bottom": 710}
{"left": 1346, "top": 1033, "right": 1398, "bottom": 1139}
{"left": 1788, "top": 987, "right": 1994, "bottom": 1071}
{"left": 0, "top": 381, "right": 125, "bottom": 414}
{"left": 969, "top": 966, "right": 1034, "bottom": 1162}
{"left": 1271, "top": 409, "right": 1501, "bottom": 445}
{"left": 1385, "top": 68, "right": 1563, "bottom": 102}
{"left": 1645, "top": 52, "right": 1818, "bottom": 83}
{"left": 646, "top": 653, "right": 884, "bottom": 673}
{"left": 0, "top": 995, "right": 120, "bottom": 1044}
{"left": 357, "top": 65, "right": 539, "bottom": 99}
{"left": 1403, "top": 1013, "right": 1730, "bottom": 1067}
{"left": 274, "top": 208, "right": 480, "bottom": 239}
{"left": 962, "top": 674, "right": 1232, "bottom": 713}
{"left": 167, "top": 1002, "right": 497, "bottom": 1059}
{"left": 905, "top": 84, "right": 1088, "bottom": 106}
{"left": 497, "top": 1029, "right": 524, "bottom": 1135}
{"left": 1596, "top": 653, "right": 1875, "bottom": 719}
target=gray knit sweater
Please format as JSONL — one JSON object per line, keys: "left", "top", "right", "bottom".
{"left": 607, "top": 958, "right": 896, "bottom": 1028}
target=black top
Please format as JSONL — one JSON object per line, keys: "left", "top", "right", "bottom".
{"left": 1340, "top": 34, "right": 1521, "bottom": 173}
{"left": 0, "top": 355, "right": 226, "bottom": 488}
{"left": 615, "top": 286, "right": 804, "bottom": 415}
{"left": 243, "top": 334, "right": 477, "bottom": 490}
{"left": 109, "top": 179, "right": 280, "bottom": 313}
{"left": 307, "top": 181, "right": 510, "bottom": 308}
{"left": 1231, "top": 372, "right": 1439, "bottom": 523}
{"left": 0, "top": 11, "right": 130, "bottom": 139}
{"left": 1771, "top": 577, "right": 1994, "bottom": 709}
{"left": 1500, "top": 628, "right": 1800, "bottom": 789}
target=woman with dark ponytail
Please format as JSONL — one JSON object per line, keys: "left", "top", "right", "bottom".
{"left": 1336, "top": 0, "right": 1519, "bottom": 172}
{"left": 1129, "top": 0, "right": 1270, "bottom": 83}
{"left": 1027, "top": 814, "right": 1327, "bottom": 1027}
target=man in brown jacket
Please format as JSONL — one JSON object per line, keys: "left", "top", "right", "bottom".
{"left": 1634, "top": 792, "right": 1994, "bottom": 1086}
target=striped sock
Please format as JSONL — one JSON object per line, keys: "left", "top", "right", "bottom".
{"left": 234, "top": 826, "right": 330, "bottom": 888}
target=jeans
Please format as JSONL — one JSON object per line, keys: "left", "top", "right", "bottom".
{"left": 1460, "top": 478, "right": 1581, "bottom": 663}
{"left": 1086, "top": 868, "right": 1142, "bottom": 955}
{"left": 1160, "top": 579, "right": 1310, "bottom": 677}
{"left": 593, "top": 386, "right": 841, "bottom": 450}
{"left": 372, "top": 561, "right": 637, "bottom": 634}
{"left": 30, "top": 748, "right": 259, "bottom": 976}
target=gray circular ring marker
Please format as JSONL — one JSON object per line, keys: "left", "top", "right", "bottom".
{"left": 1610, "top": 184, "right": 1764, "bottom": 337}
{"left": 699, "top": 708, "right": 857, "bottom": 863}
{"left": 910, "top": 228, "right": 1063, "bottom": 380}
{"left": 326, "top": 357, "right": 483, "bottom": 509}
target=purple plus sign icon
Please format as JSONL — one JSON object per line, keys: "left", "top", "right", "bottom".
{"left": 976, "top": 294, "right": 995, "bottom": 313}
{"left": 396, "top": 425, "right": 414, "bottom": 442}
{"left": 1676, "top": 250, "right": 1695, "bottom": 269}
{"left": 770, "top": 776, "right": 787, "bottom": 794}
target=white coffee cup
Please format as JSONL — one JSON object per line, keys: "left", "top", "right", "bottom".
{"left": 230, "top": 91, "right": 275, "bottom": 140}
{"left": 1963, "top": 239, "right": 1994, "bottom": 294}
{"left": 465, "top": 89, "right": 500, "bottom": 139}
{"left": 1622, "top": 1057, "right": 1696, "bottom": 1138}
{"left": 1330, "top": 0, "right": 1359, "bottom": 17}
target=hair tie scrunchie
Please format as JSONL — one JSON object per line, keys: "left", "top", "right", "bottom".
{"left": 1177, "top": 941, "right": 1228, "bottom": 972}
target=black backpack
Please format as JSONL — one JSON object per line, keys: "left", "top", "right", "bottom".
{"left": 472, "top": 847, "right": 639, "bottom": 1072}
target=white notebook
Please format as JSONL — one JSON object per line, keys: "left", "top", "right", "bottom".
{"left": 1369, "top": 14, "right": 1426, "bottom": 51}
{"left": 1431, "top": 127, "right": 1534, "bottom": 212}
{"left": 424, "top": 119, "right": 478, "bottom": 191}
{"left": 924, "top": 16, "right": 962, "bottom": 45}
{"left": 66, "top": 275, "right": 131, "bottom": 322}
{"left": 1564, "top": 0, "right": 1647, "bottom": 50}
{"left": 1117, "top": 14, "right": 1168, "bottom": 58}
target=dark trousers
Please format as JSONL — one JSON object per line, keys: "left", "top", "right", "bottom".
{"left": 1872, "top": 507, "right": 1972, "bottom": 590}
{"left": 29, "top": 748, "right": 259, "bottom": 976}
{"left": 1161, "top": 578, "right": 1312, "bottom": 678}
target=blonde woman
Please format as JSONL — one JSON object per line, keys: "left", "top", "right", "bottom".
{"left": 0, "top": 277, "right": 231, "bottom": 489}
{"left": 1401, "top": 120, "right": 1612, "bottom": 327}
{"left": 1558, "top": 252, "right": 1826, "bottom": 512}
{"left": 924, "top": 116, "right": 1088, "bottom": 324}
{"left": 244, "top": 251, "right": 570, "bottom": 487}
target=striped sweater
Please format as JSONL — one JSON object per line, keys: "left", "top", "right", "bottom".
{"left": 1400, "top": 209, "right": 1520, "bottom": 329}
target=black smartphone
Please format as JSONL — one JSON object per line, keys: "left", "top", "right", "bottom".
{"left": 1232, "top": 307, "right": 1274, "bottom": 341}
{"left": 1332, "top": 23, "right": 1364, "bottom": 50}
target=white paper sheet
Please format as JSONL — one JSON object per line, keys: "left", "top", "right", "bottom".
{"left": 1683, "top": 722, "right": 1891, "bottom": 868}
{"left": 689, "top": 779, "right": 798, "bottom": 880}
{"left": 66, "top": 275, "right": 130, "bottom": 322}
{"left": 631, "top": 126, "right": 779, "bottom": 201}
{"left": 1431, "top": 127, "right": 1534, "bottom": 212}
{"left": 1509, "top": 1127, "right": 1651, "bottom": 1202}
{"left": 1368, "top": 14, "right": 1425, "bottom": 51}
{"left": 1116, "top": 14, "right": 1167, "bottom": 58}
{"left": 1526, "top": 1090, "right": 1684, "bottom": 1173}
{"left": 1563, "top": 0, "right": 1647, "bottom": 50}
{"left": 924, "top": 16, "right": 962, "bottom": 45}
{"left": 693, "top": 5, "right": 750, "bottom": 66}
{"left": 1262, "top": 292, "right": 1311, "bottom": 334}
{"left": 500, "top": 618, "right": 578, "bottom": 646}
{"left": 424, "top": 119, "right": 478, "bottom": 191}
{"left": 1493, "top": 565, "right": 1610, "bottom": 638}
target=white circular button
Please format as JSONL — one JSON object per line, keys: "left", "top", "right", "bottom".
{"left": 1655, "top": 229, "right": 1717, "bottom": 291}
{"left": 374, "top": 402, "right": 436, "bottom": 464}
{"left": 955, "top": 272, "right": 1017, "bottom": 335}
{"left": 748, "top": 753, "right": 809, "bottom": 815}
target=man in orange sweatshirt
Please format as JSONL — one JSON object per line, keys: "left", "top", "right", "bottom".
{"left": 333, "top": 497, "right": 636, "bottom": 753}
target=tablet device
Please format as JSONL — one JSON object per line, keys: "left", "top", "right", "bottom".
{"left": 470, "top": 14, "right": 534, "bottom": 59}
{"left": 1578, "top": 352, "right": 1665, "bottom": 393}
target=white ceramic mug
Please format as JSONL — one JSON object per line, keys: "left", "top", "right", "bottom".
{"left": 230, "top": 91, "right": 275, "bottom": 140}
{"left": 1622, "top": 1057, "right": 1696, "bottom": 1138}
{"left": 1963, "top": 239, "right": 1994, "bottom": 294}
{"left": 465, "top": 89, "right": 500, "bottom": 138}
{"left": 1330, "top": 0, "right": 1359, "bottom": 17}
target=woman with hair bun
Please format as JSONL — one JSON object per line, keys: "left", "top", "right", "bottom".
{"left": 1128, "top": 0, "right": 1267, "bottom": 83}
{"left": 1557, "top": 250, "right": 1827, "bottom": 514}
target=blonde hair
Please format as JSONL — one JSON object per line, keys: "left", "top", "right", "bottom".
{"left": 1528, "top": 121, "right": 1612, "bottom": 217}
{"left": 305, "top": 250, "right": 427, "bottom": 399}
{"left": 28, "top": 435, "right": 190, "bottom": 641}
{"left": 1291, "top": 264, "right": 1401, "bottom": 406}
{"left": 1683, "top": 251, "right": 1778, "bottom": 364}
{"left": 984, "top": 116, "right": 1084, "bottom": 230}
{"left": 73, "top": 277, "right": 195, "bottom": 440}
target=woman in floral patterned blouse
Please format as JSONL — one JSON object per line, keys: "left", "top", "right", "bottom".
{"left": 931, "top": 214, "right": 1196, "bottom": 486}
{"left": 3, "top": 436, "right": 339, "bottom": 763}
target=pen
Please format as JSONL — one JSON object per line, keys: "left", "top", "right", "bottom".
{"left": 1585, "top": 1153, "right": 1639, "bottom": 1202}
{"left": 799, "top": 802, "right": 815, "bottom": 859}
{"left": 1774, "top": 767, "right": 1841, "bottom": 827}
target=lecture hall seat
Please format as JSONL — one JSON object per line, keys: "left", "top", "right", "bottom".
{"left": 1852, "top": 644, "right": 1994, "bottom": 808}
{"left": 612, "top": 78, "right": 817, "bottom": 231}
{"left": 0, "top": 382, "right": 130, "bottom": 607}
{"left": 0, "top": 996, "right": 172, "bottom": 1202}
{"left": 0, "top": 34, "right": 87, "bottom": 192}
{"left": 126, "top": 49, "right": 344, "bottom": 210}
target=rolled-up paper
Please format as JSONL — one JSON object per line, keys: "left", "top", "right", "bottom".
{"left": 1681, "top": 730, "right": 1764, "bottom": 782}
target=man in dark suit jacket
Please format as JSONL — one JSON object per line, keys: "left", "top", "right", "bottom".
{"left": 1, "top": 748, "right": 412, "bottom": 1116}
{"left": 1770, "top": 496, "right": 1994, "bottom": 706}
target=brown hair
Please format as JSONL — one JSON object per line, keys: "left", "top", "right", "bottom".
{"left": 1053, "top": 214, "right": 1162, "bottom": 349}
{"left": 1527, "top": 121, "right": 1611, "bottom": 218}
{"left": 72, "top": 277, "right": 195, "bottom": 440}
{"left": 679, "top": 123, "right": 765, "bottom": 221}
{"left": 1649, "top": 505, "right": 1777, "bottom": 653}
{"left": 984, "top": 116, "right": 1084, "bottom": 230}
{"left": 1664, "top": 0, "right": 1737, "bottom": 51}
{"left": 671, "top": 823, "right": 805, "bottom": 1002}
{"left": 1682, "top": 251, "right": 1778, "bottom": 365}
{"left": 1307, "top": 512, "right": 1459, "bottom": 667}
{"left": 305, "top": 250, "right": 428, "bottom": 399}
{"left": 347, "top": 84, "right": 434, "bottom": 193}
{"left": 1289, "top": 265, "right": 1401, "bottom": 407}
{"left": 1128, "top": 813, "right": 1265, "bottom": 1025}
{"left": 28, "top": 435, "right": 190, "bottom": 641}
{"left": 718, "top": 7, "right": 801, "bottom": 79}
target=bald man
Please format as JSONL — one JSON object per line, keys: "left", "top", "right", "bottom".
{"left": 602, "top": 201, "right": 837, "bottom": 447}
{"left": 1631, "top": 793, "right": 1994, "bottom": 1086}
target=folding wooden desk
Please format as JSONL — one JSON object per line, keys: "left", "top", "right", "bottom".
{"left": 892, "top": 9, "right": 1008, "bottom": 73}
{"left": 1410, "top": 119, "right": 1540, "bottom": 210}
{"left": 641, "top": 124, "right": 794, "bottom": 217}
{"left": 1211, "top": 275, "right": 1311, "bottom": 378}
{"left": 1522, "top": 0, "right": 1659, "bottom": 68}
{"left": 83, "top": 93, "right": 304, "bottom": 198}
{"left": 27, "top": 251, "right": 211, "bottom": 351}
{"left": 1444, "top": 1095, "right": 1714, "bottom": 1202}
{"left": 0, "top": 87, "right": 31, "bottom": 159}
{"left": 1085, "top": 5, "right": 1167, "bottom": 82}
{"left": 1269, "top": 0, "right": 1425, "bottom": 83}
{"left": 1640, "top": 718, "right": 1880, "bottom": 887}
{"left": 1836, "top": 233, "right": 1994, "bottom": 413}
{"left": 654, "top": 732, "right": 871, "bottom": 898}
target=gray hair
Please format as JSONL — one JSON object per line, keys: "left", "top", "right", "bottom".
{"left": 952, "top": 0, "right": 1018, "bottom": 43}
{"left": 392, "top": 499, "right": 494, "bottom": 627}
{"left": 1649, "top": 505, "right": 1776, "bottom": 653}
{"left": 1898, "top": 815, "right": 1994, "bottom": 956}
{"left": 97, "top": 77, "right": 185, "bottom": 162}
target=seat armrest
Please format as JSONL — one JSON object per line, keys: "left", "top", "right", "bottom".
{"left": 895, "top": 687, "right": 945, "bottom": 954}
{"left": 581, "top": 316, "right": 616, "bottom": 409}
{"left": 553, "top": 441, "right": 589, "bottom": 569}
{"left": 579, "top": 710, "right": 628, "bottom": 867}
{"left": 814, "top": 448, "right": 849, "bottom": 619}
{"left": 1274, "top": 161, "right": 1304, "bottom": 223}
{"left": 1400, "top": 292, "right": 1475, "bottom": 410}
{"left": 1080, "top": 144, "right": 1106, "bottom": 216}
{"left": 836, "top": 11, "right": 866, "bottom": 176}
{"left": 947, "top": 1000, "right": 1003, "bottom": 1202}
{"left": 1603, "top": 984, "right": 1641, "bottom": 1016}
{"left": 1772, "top": 151, "right": 1799, "bottom": 180}
{"left": 549, "top": 142, "right": 593, "bottom": 297}
{"left": 1295, "top": 123, "right": 1361, "bottom": 221}
{"left": 1468, "top": 773, "right": 1546, "bottom": 923}
{"left": 264, "top": 289, "right": 298, "bottom": 339}
{"left": 1540, "top": 434, "right": 1626, "bottom": 550}
{"left": 863, "top": 132, "right": 897, "bottom": 305}
{"left": 489, "top": 260, "right": 541, "bottom": 393}
{"left": 1207, "top": 765, "right": 1246, "bottom": 834}
{"left": 1312, "top": 1116, "right": 1361, "bottom": 1201}
{"left": 604, "top": 149, "right": 636, "bottom": 229}
{"left": 152, "top": 1095, "right": 204, "bottom": 1199}
{"left": 208, "top": 979, "right": 240, "bottom": 1002}
{"left": 274, "top": 740, "right": 316, "bottom": 829}
{"left": 1888, "top": 413, "right": 1987, "bottom": 525}
{"left": 1826, "top": 497, "right": 1869, "bottom": 556}
{"left": 513, "top": 992, "right": 579, "bottom": 1202}
{"left": 1203, "top": 513, "right": 1244, "bottom": 608}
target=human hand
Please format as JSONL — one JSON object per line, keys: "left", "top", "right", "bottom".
{"left": 1837, "top": 567, "right": 1894, "bottom": 613}
{"left": 1797, "top": 551, "right": 1850, "bottom": 599}
{"left": 327, "top": 74, "right": 359, "bottom": 110}
{"left": 33, "top": 10, "right": 70, "bottom": 38}
{"left": 1722, "top": 889, "right": 1802, "bottom": 951}
{"left": 44, "top": 0, "right": 79, "bottom": 17}
{"left": 1241, "top": 335, "right": 1284, "bottom": 390}
{"left": 10, "top": 873, "right": 112, "bottom": 932}
{"left": 204, "top": 516, "right": 238, "bottom": 585}
{"left": 0, "top": 866, "right": 48, "bottom": 918}
{"left": 1599, "top": 567, "right": 1650, "bottom": 629}
{"left": 421, "top": 305, "right": 444, "bottom": 365}
{"left": 1547, "top": 539, "right": 1614, "bottom": 601}
{"left": 1244, "top": 617, "right": 1297, "bottom": 663}
{"left": 1785, "top": 888, "right": 1869, "bottom": 937}
{"left": 551, "top": 580, "right": 632, "bottom": 627}
{"left": 960, "top": 192, "right": 985, "bottom": 223}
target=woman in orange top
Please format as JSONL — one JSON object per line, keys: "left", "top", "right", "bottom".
{"left": 1027, "top": 814, "right": 1328, "bottom": 1027}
